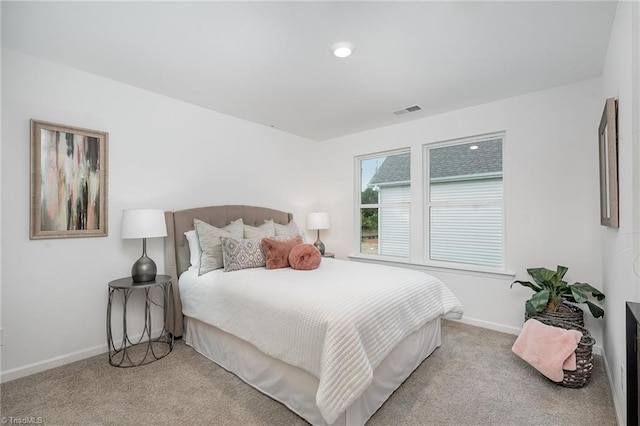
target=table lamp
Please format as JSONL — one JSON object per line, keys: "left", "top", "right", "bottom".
{"left": 121, "top": 209, "right": 167, "bottom": 283}
{"left": 307, "top": 212, "right": 330, "bottom": 255}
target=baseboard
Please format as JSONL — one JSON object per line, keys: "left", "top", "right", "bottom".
{"left": 1, "top": 318, "right": 606, "bottom": 383}
{"left": 453, "top": 315, "right": 604, "bottom": 355}
{"left": 1, "top": 328, "right": 166, "bottom": 383}
{"left": 1, "top": 343, "right": 107, "bottom": 383}
{"left": 453, "top": 316, "right": 521, "bottom": 336}
{"left": 601, "top": 347, "right": 625, "bottom": 425}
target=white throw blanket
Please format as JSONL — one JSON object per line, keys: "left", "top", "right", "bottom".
{"left": 179, "top": 259, "right": 463, "bottom": 424}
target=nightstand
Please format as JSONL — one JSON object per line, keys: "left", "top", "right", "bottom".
{"left": 107, "top": 275, "right": 173, "bottom": 367}
{"left": 323, "top": 252, "right": 335, "bottom": 258}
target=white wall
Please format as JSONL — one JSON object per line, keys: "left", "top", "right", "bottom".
{"left": 314, "top": 79, "right": 605, "bottom": 342}
{"left": 600, "top": 1, "right": 640, "bottom": 423}
{"left": 0, "top": 49, "right": 318, "bottom": 381}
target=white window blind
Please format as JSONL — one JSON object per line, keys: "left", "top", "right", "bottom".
{"left": 379, "top": 185, "right": 410, "bottom": 203}
{"left": 429, "top": 179, "right": 503, "bottom": 266}
{"left": 378, "top": 185, "right": 410, "bottom": 257}
{"left": 426, "top": 136, "right": 504, "bottom": 268}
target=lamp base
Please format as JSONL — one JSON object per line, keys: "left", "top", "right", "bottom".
{"left": 131, "top": 254, "right": 157, "bottom": 283}
{"left": 313, "top": 238, "right": 325, "bottom": 256}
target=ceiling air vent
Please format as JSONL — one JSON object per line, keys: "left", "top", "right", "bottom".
{"left": 393, "top": 105, "right": 422, "bottom": 115}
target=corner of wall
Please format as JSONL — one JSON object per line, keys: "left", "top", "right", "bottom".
{"left": 0, "top": 2, "right": 5, "bottom": 380}
{"left": 600, "top": 1, "right": 640, "bottom": 424}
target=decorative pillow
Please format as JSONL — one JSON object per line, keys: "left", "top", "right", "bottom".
{"left": 244, "top": 220, "right": 276, "bottom": 239}
{"left": 184, "top": 230, "right": 202, "bottom": 269}
{"left": 194, "top": 218, "right": 244, "bottom": 275}
{"left": 261, "top": 235, "right": 303, "bottom": 269}
{"left": 220, "top": 237, "right": 266, "bottom": 272}
{"left": 288, "top": 244, "right": 322, "bottom": 270}
{"left": 274, "top": 220, "right": 307, "bottom": 242}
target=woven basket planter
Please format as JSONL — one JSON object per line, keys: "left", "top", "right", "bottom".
{"left": 524, "top": 302, "right": 584, "bottom": 327}
{"left": 533, "top": 317, "right": 595, "bottom": 388}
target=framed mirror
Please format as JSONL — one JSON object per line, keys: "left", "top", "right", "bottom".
{"left": 598, "top": 97, "right": 618, "bottom": 228}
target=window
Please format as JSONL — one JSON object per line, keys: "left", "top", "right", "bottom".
{"left": 357, "top": 150, "right": 410, "bottom": 258}
{"left": 425, "top": 135, "right": 504, "bottom": 268}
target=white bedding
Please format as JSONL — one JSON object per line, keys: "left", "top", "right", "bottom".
{"left": 179, "top": 258, "right": 463, "bottom": 424}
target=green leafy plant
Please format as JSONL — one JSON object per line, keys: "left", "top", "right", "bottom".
{"left": 511, "top": 265, "right": 606, "bottom": 319}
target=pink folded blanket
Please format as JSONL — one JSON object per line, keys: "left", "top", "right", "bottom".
{"left": 512, "top": 318, "right": 583, "bottom": 382}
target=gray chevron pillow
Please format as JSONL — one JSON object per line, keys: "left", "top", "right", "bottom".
{"left": 220, "top": 237, "right": 266, "bottom": 272}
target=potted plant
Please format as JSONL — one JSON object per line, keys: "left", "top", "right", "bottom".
{"left": 511, "top": 265, "right": 605, "bottom": 319}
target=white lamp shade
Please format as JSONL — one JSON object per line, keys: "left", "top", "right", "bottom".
{"left": 307, "top": 212, "right": 330, "bottom": 230}
{"left": 121, "top": 209, "right": 167, "bottom": 239}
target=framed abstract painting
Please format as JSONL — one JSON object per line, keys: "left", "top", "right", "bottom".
{"left": 30, "top": 120, "right": 109, "bottom": 239}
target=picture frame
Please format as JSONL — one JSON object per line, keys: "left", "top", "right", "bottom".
{"left": 598, "top": 97, "right": 618, "bottom": 228}
{"left": 30, "top": 119, "right": 109, "bottom": 239}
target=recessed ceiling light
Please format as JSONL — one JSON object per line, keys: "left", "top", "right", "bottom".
{"left": 332, "top": 42, "right": 354, "bottom": 58}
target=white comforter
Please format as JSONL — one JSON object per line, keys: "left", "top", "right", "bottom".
{"left": 179, "top": 258, "right": 463, "bottom": 424}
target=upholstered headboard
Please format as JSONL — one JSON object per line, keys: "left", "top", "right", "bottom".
{"left": 164, "top": 205, "right": 293, "bottom": 337}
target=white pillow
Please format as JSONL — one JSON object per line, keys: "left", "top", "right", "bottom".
{"left": 243, "top": 220, "right": 276, "bottom": 239}
{"left": 274, "top": 219, "right": 307, "bottom": 242}
{"left": 184, "top": 230, "right": 201, "bottom": 269}
{"left": 194, "top": 218, "right": 244, "bottom": 275}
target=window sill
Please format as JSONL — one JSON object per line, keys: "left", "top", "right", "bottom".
{"left": 347, "top": 254, "right": 515, "bottom": 280}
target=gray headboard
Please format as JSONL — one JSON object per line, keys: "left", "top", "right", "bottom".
{"left": 164, "top": 205, "right": 293, "bottom": 337}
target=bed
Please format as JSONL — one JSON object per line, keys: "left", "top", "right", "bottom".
{"left": 164, "top": 205, "right": 463, "bottom": 426}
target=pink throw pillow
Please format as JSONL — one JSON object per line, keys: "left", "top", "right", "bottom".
{"left": 261, "top": 236, "right": 303, "bottom": 269}
{"left": 288, "top": 244, "right": 322, "bottom": 270}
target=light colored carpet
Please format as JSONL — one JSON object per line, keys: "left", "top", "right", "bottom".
{"left": 1, "top": 320, "right": 617, "bottom": 425}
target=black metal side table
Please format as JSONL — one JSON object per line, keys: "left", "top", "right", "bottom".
{"left": 107, "top": 275, "right": 173, "bottom": 367}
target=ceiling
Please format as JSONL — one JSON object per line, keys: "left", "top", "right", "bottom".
{"left": 2, "top": 1, "right": 618, "bottom": 141}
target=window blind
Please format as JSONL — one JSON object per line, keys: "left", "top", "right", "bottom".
{"left": 429, "top": 178, "right": 503, "bottom": 267}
